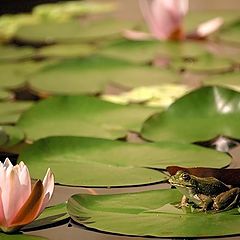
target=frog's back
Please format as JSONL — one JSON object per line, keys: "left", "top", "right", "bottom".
{"left": 195, "top": 176, "right": 229, "bottom": 196}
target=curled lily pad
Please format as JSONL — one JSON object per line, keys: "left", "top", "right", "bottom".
{"left": 23, "top": 203, "right": 68, "bottom": 231}
{"left": 18, "top": 136, "right": 230, "bottom": 187}
{"left": 101, "top": 84, "right": 190, "bottom": 108}
{"left": 67, "top": 189, "right": 240, "bottom": 238}
{"left": 141, "top": 86, "right": 240, "bottom": 143}
{"left": 29, "top": 55, "right": 181, "bottom": 95}
{"left": 17, "top": 95, "right": 160, "bottom": 141}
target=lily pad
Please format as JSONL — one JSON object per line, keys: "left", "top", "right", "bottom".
{"left": 0, "top": 62, "right": 52, "bottom": 89}
{"left": 15, "top": 19, "right": 135, "bottom": 44}
{"left": 17, "top": 95, "right": 160, "bottom": 141}
{"left": 218, "top": 19, "right": 240, "bottom": 45}
{"left": 0, "top": 101, "right": 33, "bottom": 124}
{"left": 19, "top": 136, "right": 230, "bottom": 186}
{"left": 99, "top": 39, "right": 209, "bottom": 64}
{"left": 29, "top": 55, "right": 181, "bottom": 95}
{"left": 203, "top": 72, "right": 240, "bottom": 90}
{"left": 67, "top": 189, "right": 240, "bottom": 238}
{"left": 0, "top": 126, "right": 25, "bottom": 147}
{"left": 0, "top": 44, "right": 34, "bottom": 61}
{"left": 0, "top": 233, "right": 47, "bottom": 240}
{"left": 37, "top": 43, "right": 95, "bottom": 59}
{"left": 23, "top": 203, "right": 69, "bottom": 231}
{"left": 141, "top": 86, "right": 240, "bottom": 143}
{"left": 171, "top": 53, "right": 232, "bottom": 72}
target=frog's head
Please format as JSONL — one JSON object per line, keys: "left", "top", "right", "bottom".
{"left": 168, "top": 170, "right": 196, "bottom": 188}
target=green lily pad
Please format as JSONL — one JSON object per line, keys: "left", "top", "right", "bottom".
{"left": 171, "top": 53, "right": 232, "bottom": 72}
{"left": 0, "top": 44, "right": 34, "bottom": 61}
{"left": 68, "top": 188, "right": 240, "bottom": 238}
{"left": 203, "top": 72, "right": 240, "bottom": 90}
{"left": 15, "top": 19, "right": 135, "bottom": 44}
{"left": 99, "top": 39, "right": 209, "bottom": 64}
{"left": 23, "top": 203, "right": 68, "bottom": 231}
{"left": 0, "top": 233, "right": 47, "bottom": 240}
{"left": 37, "top": 43, "right": 95, "bottom": 59}
{"left": 0, "top": 90, "right": 11, "bottom": 100}
{"left": 17, "top": 95, "right": 160, "bottom": 141}
{"left": 29, "top": 55, "right": 181, "bottom": 95}
{"left": 0, "top": 126, "right": 25, "bottom": 147}
{"left": 0, "top": 101, "right": 33, "bottom": 124}
{"left": 19, "top": 136, "right": 230, "bottom": 186}
{"left": 0, "top": 61, "right": 53, "bottom": 89}
{"left": 141, "top": 86, "right": 240, "bottom": 143}
{"left": 219, "top": 19, "right": 240, "bottom": 44}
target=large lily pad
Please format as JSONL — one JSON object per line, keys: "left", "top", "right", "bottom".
{"left": 19, "top": 136, "right": 230, "bottom": 186}
{"left": 142, "top": 86, "right": 240, "bottom": 143}
{"left": 68, "top": 189, "right": 240, "bottom": 238}
{"left": 23, "top": 203, "right": 68, "bottom": 231}
{"left": 29, "top": 55, "right": 181, "bottom": 95}
{"left": 15, "top": 19, "right": 135, "bottom": 44}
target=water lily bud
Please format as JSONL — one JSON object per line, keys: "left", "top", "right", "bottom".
{"left": 0, "top": 158, "right": 54, "bottom": 233}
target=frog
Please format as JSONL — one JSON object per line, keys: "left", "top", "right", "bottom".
{"left": 168, "top": 170, "right": 240, "bottom": 211}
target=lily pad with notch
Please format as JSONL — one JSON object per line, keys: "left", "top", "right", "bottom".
{"left": 141, "top": 86, "right": 240, "bottom": 143}
{"left": 18, "top": 136, "right": 230, "bottom": 187}
{"left": 67, "top": 188, "right": 240, "bottom": 238}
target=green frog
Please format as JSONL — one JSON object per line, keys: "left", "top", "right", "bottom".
{"left": 169, "top": 170, "right": 240, "bottom": 211}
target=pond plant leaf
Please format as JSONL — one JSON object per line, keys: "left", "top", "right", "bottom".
{"left": 141, "top": 86, "right": 240, "bottom": 143}
{"left": 0, "top": 233, "right": 47, "bottom": 240}
{"left": 0, "top": 101, "right": 33, "bottom": 124}
{"left": 23, "top": 203, "right": 69, "bottom": 231}
{"left": 167, "top": 166, "right": 240, "bottom": 187}
{"left": 17, "top": 95, "right": 161, "bottom": 141}
{"left": 15, "top": 19, "right": 135, "bottom": 44}
{"left": 67, "top": 189, "right": 240, "bottom": 238}
{"left": 0, "top": 126, "right": 25, "bottom": 147}
{"left": 18, "top": 136, "right": 230, "bottom": 187}
{"left": 29, "top": 55, "right": 181, "bottom": 95}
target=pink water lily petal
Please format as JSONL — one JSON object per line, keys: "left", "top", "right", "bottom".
{"left": 195, "top": 17, "right": 224, "bottom": 38}
{"left": 40, "top": 168, "right": 54, "bottom": 213}
{"left": 139, "top": 0, "right": 188, "bottom": 40}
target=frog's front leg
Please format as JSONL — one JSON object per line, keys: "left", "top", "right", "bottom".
{"left": 213, "top": 187, "right": 240, "bottom": 211}
{"left": 197, "top": 194, "right": 213, "bottom": 211}
{"left": 175, "top": 195, "right": 189, "bottom": 208}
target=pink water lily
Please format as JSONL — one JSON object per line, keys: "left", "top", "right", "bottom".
{"left": 124, "top": 0, "right": 223, "bottom": 41}
{"left": 0, "top": 158, "right": 54, "bottom": 233}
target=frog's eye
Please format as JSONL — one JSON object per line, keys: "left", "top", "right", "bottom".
{"left": 181, "top": 172, "right": 190, "bottom": 181}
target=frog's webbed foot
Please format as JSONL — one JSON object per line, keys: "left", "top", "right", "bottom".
{"left": 213, "top": 187, "right": 240, "bottom": 211}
